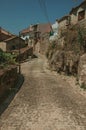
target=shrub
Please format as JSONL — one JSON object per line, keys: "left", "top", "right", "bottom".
{"left": 0, "top": 51, "right": 16, "bottom": 66}
{"left": 78, "top": 27, "right": 86, "bottom": 52}
{"left": 80, "top": 82, "right": 86, "bottom": 90}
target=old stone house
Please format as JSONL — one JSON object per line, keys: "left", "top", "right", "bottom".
{"left": 20, "top": 24, "right": 40, "bottom": 49}
{"left": 56, "top": 15, "right": 70, "bottom": 47}
{"left": 57, "top": 15, "right": 70, "bottom": 38}
{"left": 0, "top": 36, "right": 26, "bottom": 52}
{"left": 0, "top": 27, "right": 14, "bottom": 42}
{"left": 56, "top": 1, "right": 86, "bottom": 47}
{"left": 70, "top": 1, "right": 86, "bottom": 27}
{"left": 57, "top": 1, "right": 86, "bottom": 34}
{"left": 37, "top": 23, "right": 51, "bottom": 54}
{"left": 20, "top": 23, "right": 51, "bottom": 54}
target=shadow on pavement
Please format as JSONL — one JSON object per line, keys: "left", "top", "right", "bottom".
{"left": 0, "top": 74, "right": 24, "bottom": 116}
{"left": 20, "top": 54, "right": 38, "bottom": 63}
{"left": 32, "top": 54, "right": 38, "bottom": 58}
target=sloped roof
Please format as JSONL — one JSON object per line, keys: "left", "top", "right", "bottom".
{"left": 20, "top": 27, "right": 30, "bottom": 35}
{"left": 4, "top": 35, "right": 24, "bottom": 42}
{"left": 70, "top": 1, "right": 86, "bottom": 14}
{"left": 20, "top": 24, "right": 38, "bottom": 35}
{"left": 0, "top": 27, "right": 13, "bottom": 36}
{"left": 4, "top": 36, "right": 18, "bottom": 42}
{"left": 58, "top": 15, "right": 69, "bottom": 23}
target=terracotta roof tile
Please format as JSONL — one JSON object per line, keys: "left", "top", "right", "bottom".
{"left": 0, "top": 27, "right": 14, "bottom": 36}
{"left": 3, "top": 36, "right": 17, "bottom": 42}
{"left": 20, "top": 27, "right": 31, "bottom": 35}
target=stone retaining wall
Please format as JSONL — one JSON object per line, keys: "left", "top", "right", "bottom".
{"left": 78, "top": 54, "right": 86, "bottom": 85}
{"left": 16, "top": 47, "right": 33, "bottom": 62}
{"left": 0, "top": 66, "right": 18, "bottom": 98}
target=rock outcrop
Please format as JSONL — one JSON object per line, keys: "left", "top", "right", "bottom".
{"left": 48, "top": 50, "right": 79, "bottom": 75}
{"left": 78, "top": 54, "right": 86, "bottom": 86}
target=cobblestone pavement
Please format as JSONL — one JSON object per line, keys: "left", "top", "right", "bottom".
{"left": 0, "top": 55, "right": 86, "bottom": 130}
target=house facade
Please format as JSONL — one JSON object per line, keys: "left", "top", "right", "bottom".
{"left": 0, "top": 27, "right": 14, "bottom": 42}
{"left": 20, "top": 24, "right": 40, "bottom": 48}
{"left": 57, "top": 15, "right": 69, "bottom": 38}
{"left": 0, "top": 36, "right": 26, "bottom": 52}
{"left": 70, "top": 1, "right": 86, "bottom": 26}
{"left": 57, "top": 1, "right": 86, "bottom": 34}
{"left": 20, "top": 23, "right": 51, "bottom": 54}
{"left": 36, "top": 23, "right": 51, "bottom": 54}
{"left": 58, "top": 15, "right": 70, "bottom": 31}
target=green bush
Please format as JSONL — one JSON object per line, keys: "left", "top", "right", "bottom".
{"left": 78, "top": 27, "right": 86, "bottom": 52}
{"left": 0, "top": 49, "right": 5, "bottom": 63}
{"left": 0, "top": 50, "right": 16, "bottom": 66}
{"left": 4, "top": 53, "right": 16, "bottom": 64}
{"left": 80, "top": 82, "right": 86, "bottom": 90}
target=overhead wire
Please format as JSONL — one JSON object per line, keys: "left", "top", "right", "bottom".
{"left": 40, "top": 0, "right": 50, "bottom": 23}
{"left": 38, "top": 0, "right": 53, "bottom": 32}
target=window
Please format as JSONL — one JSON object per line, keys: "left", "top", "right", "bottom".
{"left": 78, "top": 10, "right": 85, "bottom": 21}
{"left": 12, "top": 45, "right": 15, "bottom": 50}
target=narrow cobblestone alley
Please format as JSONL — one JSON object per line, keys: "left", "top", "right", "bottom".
{"left": 0, "top": 55, "right": 86, "bottom": 130}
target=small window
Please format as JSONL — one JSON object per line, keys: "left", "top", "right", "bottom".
{"left": 12, "top": 45, "right": 16, "bottom": 50}
{"left": 78, "top": 10, "right": 85, "bottom": 21}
